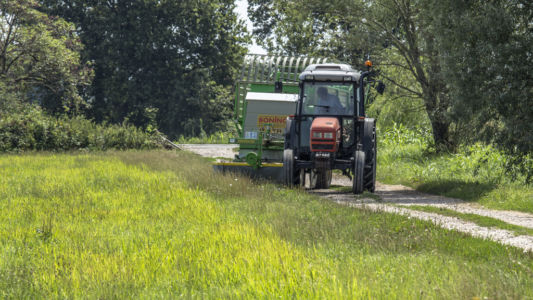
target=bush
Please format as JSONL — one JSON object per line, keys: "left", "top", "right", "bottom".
{"left": 0, "top": 106, "right": 161, "bottom": 152}
{"left": 379, "top": 122, "right": 533, "bottom": 185}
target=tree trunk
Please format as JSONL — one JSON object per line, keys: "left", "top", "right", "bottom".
{"left": 423, "top": 87, "right": 453, "bottom": 152}
{"left": 429, "top": 115, "right": 451, "bottom": 151}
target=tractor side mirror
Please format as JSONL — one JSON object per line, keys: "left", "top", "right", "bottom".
{"left": 376, "top": 82, "right": 385, "bottom": 95}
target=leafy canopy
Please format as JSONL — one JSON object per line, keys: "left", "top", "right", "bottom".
{"left": 0, "top": 0, "right": 92, "bottom": 114}
{"left": 40, "top": 0, "right": 249, "bottom": 138}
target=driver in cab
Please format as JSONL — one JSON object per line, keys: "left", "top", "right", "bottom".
{"left": 315, "top": 87, "right": 345, "bottom": 115}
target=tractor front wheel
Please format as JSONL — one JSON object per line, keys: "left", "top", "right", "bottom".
{"left": 315, "top": 169, "right": 332, "bottom": 189}
{"left": 352, "top": 150, "right": 365, "bottom": 194}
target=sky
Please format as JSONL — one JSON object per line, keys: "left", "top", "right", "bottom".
{"left": 234, "top": 0, "right": 267, "bottom": 55}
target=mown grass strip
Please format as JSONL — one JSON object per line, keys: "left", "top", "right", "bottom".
{"left": 405, "top": 205, "right": 533, "bottom": 237}
{"left": 0, "top": 151, "right": 532, "bottom": 299}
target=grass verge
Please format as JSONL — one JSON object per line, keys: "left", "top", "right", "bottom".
{"left": 0, "top": 151, "right": 532, "bottom": 298}
{"left": 377, "top": 125, "right": 533, "bottom": 213}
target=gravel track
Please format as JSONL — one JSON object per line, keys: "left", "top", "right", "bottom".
{"left": 178, "top": 144, "right": 238, "bottom": 159}
{"left": 183, "top": 144, "right": 533, "bottom": 252}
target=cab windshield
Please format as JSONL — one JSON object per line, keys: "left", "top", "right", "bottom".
{"left": 302, "top": 82, "right": 356, "bottom": 116}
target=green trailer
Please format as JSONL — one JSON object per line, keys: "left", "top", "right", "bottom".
{"left": 213, "top": 54, "right": 329, "bottom": 181}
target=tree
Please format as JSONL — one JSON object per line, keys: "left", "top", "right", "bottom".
{"left": 40, "top": 0, "right": 249, "bottom": 138}
{"left": 431, "top": 0, "right": 533, "bottom": 155}
{"left": 0, "top": 0, "right": 92, "bottom": 114}
{"left": 249, "top": 0, "right": 456, "bottom": 150}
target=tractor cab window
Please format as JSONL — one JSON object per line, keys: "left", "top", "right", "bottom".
{"left": 302, "top": 82, "right": 355, "bottom": 116}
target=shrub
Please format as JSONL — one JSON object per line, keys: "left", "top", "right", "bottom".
{"left": 0, "top": 106, "right": 161, "bottom": 152}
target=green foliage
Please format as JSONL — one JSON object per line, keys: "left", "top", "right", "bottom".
{"left": 1, "top": 152, "right": 532, "bottom": 298}
{"left": 0, "top": 0, "right": 92, "bottom": 114}
{"left": 0, "top": 106, "right": 160, "bottom": 151}
{"left": 367, "top": 89, "right": 430, "bottom": 132}
{"left": 39, "top": 0, "right": 249, "bottom": 139}
{"left": 378, "top": 124, "right": 533, "bottom": 213}
{"left": 249, "top": 0, "right": 533, "bottom": 156}
{"left": 430, "top": 1, "right": 533, "bottom": 155}
{"left": 249, "top": 0, "right": 455, "bottom": 150}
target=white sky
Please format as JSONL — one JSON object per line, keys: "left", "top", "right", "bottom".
{"left": 234, "top": 0, "right": 267, "bottom": 55}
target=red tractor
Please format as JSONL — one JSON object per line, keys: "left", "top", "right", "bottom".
{"left": 283, "top": 63, "right": 384, "bottom": 194}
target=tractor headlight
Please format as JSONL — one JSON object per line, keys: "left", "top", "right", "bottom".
{"left": 323, "top": 132, "right": 333, "bottom": 139}
{"left": 312, "top": 132, "right": 322, "bottom": 138}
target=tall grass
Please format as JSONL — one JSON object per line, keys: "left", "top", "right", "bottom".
{"left": 1, "top": 151, "right": 531, "bottom": 298}
{"left": 378, "top": 123, "right": 533, "bottom": 213}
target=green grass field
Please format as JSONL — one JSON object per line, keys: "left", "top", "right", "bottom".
{"left": 1, "top": 151, "right": 532, "bottom": 298}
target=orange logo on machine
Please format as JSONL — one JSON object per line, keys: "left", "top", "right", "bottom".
{"left": 257, "top": 115, "right": 287, "bottom": 134}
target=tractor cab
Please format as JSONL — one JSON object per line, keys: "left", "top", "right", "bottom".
{"left": 284, "top": 63, "right": 381, "bottom": 193}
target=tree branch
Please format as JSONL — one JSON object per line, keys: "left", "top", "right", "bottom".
{"left": 381, "top": 73, "right": 423, "bottom": 97}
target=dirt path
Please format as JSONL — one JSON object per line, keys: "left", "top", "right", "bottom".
{"left": 179, "top": 144, "right": 238, "bottom": 159}
{"left": 183, "top": 144, "right": 533, "bottom": 252}
{"left": 320, "top": 175, "right": 533, "bottom": 252}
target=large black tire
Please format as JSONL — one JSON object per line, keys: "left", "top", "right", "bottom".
{"left": 284, "top": 118, "right": 294, "bottom": 150}
{"left": 363, "top": 119, "right": 377, "bottom": 192}
{"left": 364, "top": 153, "right": 376, "bottom": 192}
{"left": 315, "top": 169, "right": 332, "bottom": 189}
{"left": 283, "top": 149, "right": 298, "bottom": 186}
{"left": 352, "top": 150, "right": 365, "bottom": 194}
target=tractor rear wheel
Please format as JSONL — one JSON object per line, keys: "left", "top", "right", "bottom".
{"left": 283, "top": 149, "right": 298, "bottom": 186}
{"left": 363, "top": 120, "right": 377, "bottom": 192}
{"left": 315, "top": 169, "right": 332, "bottom": 189}
{"left": 352, "top": 150, "right": 365, "bottom": 194}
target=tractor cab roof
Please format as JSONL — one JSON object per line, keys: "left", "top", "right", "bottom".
{"left": 299, "top": 63, "right": 361, "bottom": 82}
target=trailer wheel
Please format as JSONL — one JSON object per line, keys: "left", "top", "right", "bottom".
{"left": 352, "top": 150, "right": 365, "bottom": 194}
{"left": 315, "top": 169, "right": 332, "bottom": 189}
{"left": 283, "top": 149, "right": 298, "bottom": 186}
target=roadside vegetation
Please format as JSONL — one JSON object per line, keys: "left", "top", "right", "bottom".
{"left": 377, "top": 123, "right": 533, "bottom": 214}
{"left": 1, "top": 151, "right": 531, "bottom": 298}
{"left": 0, "top": 106, "right": 161, "bottom": 152}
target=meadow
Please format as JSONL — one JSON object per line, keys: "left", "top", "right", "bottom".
{"left": 0, "top": 151, "right": 532, "bottom": 298}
